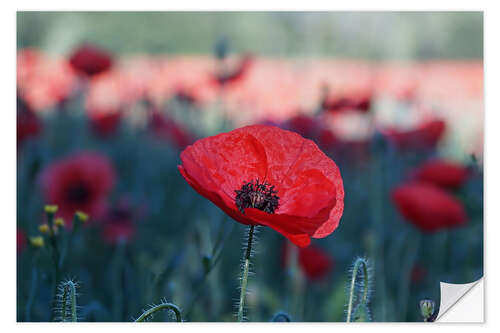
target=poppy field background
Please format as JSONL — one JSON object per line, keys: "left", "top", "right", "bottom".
{"left": 16, "top": 12, "right": 483, "bottom": 322}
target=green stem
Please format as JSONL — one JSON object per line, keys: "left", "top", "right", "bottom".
{"left": 134, "top": 303, "right": 182, "bottom": 322}
{"left": 24, "top": 265, "right": 38, "bottom": 321}
{"left": 237, "top": 225, "right": 255, "bottom": 322}
{"left": 59, "top": 214, "right": 80, "bottom": 268}
{"left": 47, "top": 212, "right": 61, "bottom": 321}
{"left": 346, "top": 257, "right": 369, "bottom": 322}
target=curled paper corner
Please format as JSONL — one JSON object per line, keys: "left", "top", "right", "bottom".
{"left": 436, "top": 277, "right": 484, "bottom": 322}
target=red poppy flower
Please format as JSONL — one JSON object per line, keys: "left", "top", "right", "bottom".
{"left": 40, "top": 151, "right": 116, "bottom": 223}
{"left": 69, "top": 44, "right": 113, "bottom": 77}
{"left": 150, "top": 112, "right": 195, "bottom": 150}
{"left": 413, "top": 160, "right": 469, "bottom": 189}
{"left": 383, "top": 119, "right": 446, "bottom": 151}
{"left": 391, "top": 182, "right": 466, "bottom": 232}
{"left": 178, "top": 125, "right": 344, "bottom": 247}
{"left": 17, "top": 97, "right": 42, "bottom": 147}
{"left": 282, "top": 242, "right": 333, "bottom": 280}
{"left": 17, "top": 228, "right": 27, "bottom": 254}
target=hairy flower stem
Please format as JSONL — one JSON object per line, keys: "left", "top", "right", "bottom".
{"left": 346, "top": 258, "right": 369, "bottom": 322}
{"left": 134, "top": 302, "right": 182, "bottom": 322}
{"left": 59, "top": 280, "right": 78, "bottom": 322}
{"left": 237, "top": 225, "right": 255, "bottom": 322}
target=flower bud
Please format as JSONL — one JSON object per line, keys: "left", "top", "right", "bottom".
{"left": 420, "top": 299, "right": 435, "bottom": 321}
{"left": 55, "top": 218, "right": 65, "bottom": 227}
{"left": 44, "top": 205, "right": 58, "bottom": 214}
{"left": 75, "top": 211, "right": 89, "bottom": 223}
{"left": 39, "top": 224, "right": 50, "bottom": 234}
{"left": 29, "top": 236, "right": 44, "bottom": 248}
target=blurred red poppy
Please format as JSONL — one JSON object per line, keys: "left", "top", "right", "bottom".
{"left": 298, "top": 244, "right": 334, "bottom": 280}
{"left": 283, "top": 114, "right": 339, "bottom": 152}
{"left": 89, "top": 111, "right": 122, "bottom": 137}
{"left": 150, "top": 112, "right": 195, "bottom": 150}
{"left": 392, "top": 182, "right": 466, "bottom": 232}
{"left": 383, "top": 119, "right": 446, "bottom": 151}
{"left": 413, "top": 160, "right": 469, "bottom": 189}
{"left": 321, "top": 91, "right": 372, "bottom": 113}
{"left": 102, "top": 204, "right": 136, "bottom": 245}
{"left": 282, "top": 242, "right": 333, "bottom": 281}
{"left": 17, "top": 228, "right": 27, "bottom": 254}
{"left": 17, "top": 97, "right": 42, "bottom": 148}
{"left": 179, "top": 125, "right": 344, "bottom": 247}
{"left": 69, "top": 44, "right": 113, "bottom": 77}
{"left": 214, "top": 55, "right": 253, "bottom": 87}
{"left": 410, "top": 264, "right": 427, "bottom": 284}
{"left": 40, "top": 151, "right": 116, "bottom": 223}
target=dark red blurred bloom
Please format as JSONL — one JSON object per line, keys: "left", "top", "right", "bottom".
{"left": 102, "top": 203, "right": 136, "bottom": 245}
{"left": 392, "top": 182, "right": 466, "bottom": 232}
{"left": 282, "top": 242, "right": 333, "bottom": 280}
{"left": 40, "top": 151, "right": 116, "bottom": 223}
{"left": 283, "top": 114, "right": 339, "bottom": 152}
{"left": 413, "top": 160, "right": 469, "bottom": 189}
{"left": 89, "top": 111, "right": 122, "bottom": 137}
{"left": 410, "top": 264, "right": 427, "bottom": 284}
{"left": 69, "top": 44, "right": 113, "bottom": 77}
{"left": 179, "top": 125, "right": 344, "bottom": 247}
{"left": 17, "top": 228, "right": 27, "bottom": 254}
{"left": 321, "top": 91, "right": 372, "bottom": 113}
{"left": 17, "top": 97, "right": 42, "bottom": 147}
{"left": 214, "top": 55, "right": 253, "bottom": 87}
{"left": 150, "top": 112, "right": 195, "bottom": 150}
{"left": 383, "top": 119, "right": 446, "bottom": 151}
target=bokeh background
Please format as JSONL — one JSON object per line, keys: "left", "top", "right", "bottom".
{"left": 17, "top": 11, "right": 483, "bottom": 322}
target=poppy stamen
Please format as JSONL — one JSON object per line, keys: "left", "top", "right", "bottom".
{"left": 235, "top": 179, "right": 279, "bottom": 214}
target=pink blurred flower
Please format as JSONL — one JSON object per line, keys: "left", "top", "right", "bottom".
{"left": 17, "top": 49, "right": 76, "bottom": 112}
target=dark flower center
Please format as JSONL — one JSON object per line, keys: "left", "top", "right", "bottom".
{"left": 66, "top": 183, "right": 91, "bottom": 203}
{"left": 235, "top": 179, "right": 279, "bottom": 214}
